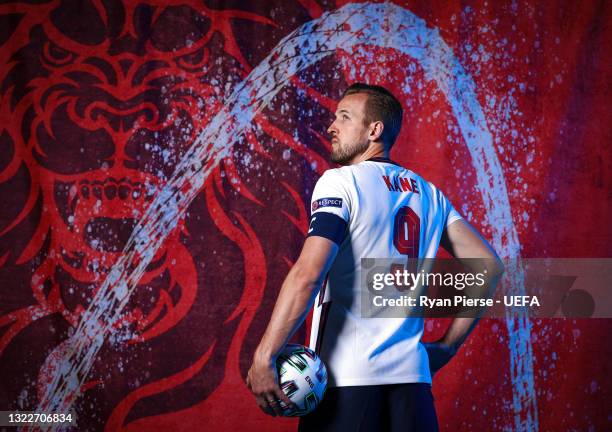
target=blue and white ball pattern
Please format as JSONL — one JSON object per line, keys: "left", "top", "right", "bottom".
{"left": 276, "top": 344, "right": 328, "bottom": 416}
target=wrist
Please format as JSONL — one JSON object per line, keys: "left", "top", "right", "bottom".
{"left": 254, "top": 346, "right": 276, "bottom": 365}
{"left": 439, "top": 338, "right": 459, "bottom": 355}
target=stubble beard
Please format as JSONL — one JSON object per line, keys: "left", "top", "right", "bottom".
{"left": 330, "top": 138, "right": 370, "bottom": 165}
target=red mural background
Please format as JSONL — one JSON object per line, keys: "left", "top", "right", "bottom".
{"left": 0, "top": 0, "right": 610, "bottom": 431}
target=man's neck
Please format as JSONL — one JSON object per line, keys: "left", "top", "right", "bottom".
{"left": 345, "top": 142, "right": 388, "bottom": 165}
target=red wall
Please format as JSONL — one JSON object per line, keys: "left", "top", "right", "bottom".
{"left": 0, "top": 1, "right": 609, "bottom": 430}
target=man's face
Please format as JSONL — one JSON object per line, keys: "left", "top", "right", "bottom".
{"left": 327, "top": 93, "right": 371, "bottom": 165}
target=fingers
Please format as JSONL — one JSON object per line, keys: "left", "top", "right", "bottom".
{"left": 246, "top": 364, "right": 294, "bottom": 416}
{"left": 248, "top": 380, "right": 286, "bottom": 416}
{"left": 255, "top": 393, "right": 286, "bottom": 417}
{"left": 274, "top": 387, "right": 295, "bottom": 410}
{"left": 266, "top": 393, "right": 286, "bottom": 416}
{"left": 255, "top": 395, "right": 276, "bottom": 416}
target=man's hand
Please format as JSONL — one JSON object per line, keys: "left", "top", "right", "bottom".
{"left": 246, "top": 357, "right": 294, "bottom": 417}
{"left": 423, "top": 340, "right": 457, "bottom": 376}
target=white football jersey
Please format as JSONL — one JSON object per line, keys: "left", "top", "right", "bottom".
{"left": 307, "top": 158, "right": 462, "bottom": 387}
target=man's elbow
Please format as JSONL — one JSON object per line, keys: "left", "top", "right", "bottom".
{"left": 290, "top": 263, "right": 324, "bottom": 292}
{"left": 490, "top": 255, "right": 505, "bottom": 277}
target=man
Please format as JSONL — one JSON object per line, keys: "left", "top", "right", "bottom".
{"left": 246, "top": 83, "right": 503, "bottom": 431}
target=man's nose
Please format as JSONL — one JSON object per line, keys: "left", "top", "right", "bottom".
{"left": 327, "top": 121, "right": 337, "bottom": 135}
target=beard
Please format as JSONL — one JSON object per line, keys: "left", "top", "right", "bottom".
{"left": 330, "top": 138, "right": 370, "bottom": 165}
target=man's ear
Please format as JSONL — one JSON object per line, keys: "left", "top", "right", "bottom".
{"left": 368, "top": 121, "right": 384, "bottom": 142}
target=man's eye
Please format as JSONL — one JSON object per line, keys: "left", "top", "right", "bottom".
{"left": 343, "top": 115, "right": 349, "bottom": 120}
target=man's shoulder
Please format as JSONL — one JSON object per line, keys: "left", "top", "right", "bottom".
{"left": 318, "top": 163, "right": 441, "bottom": 194}
{"left": 318, "top": 165, "right": 356, "bottom": 184}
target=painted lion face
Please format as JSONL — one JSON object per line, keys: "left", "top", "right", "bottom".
{"left": 0, "top": 1, "right": 335, "bottom": 429}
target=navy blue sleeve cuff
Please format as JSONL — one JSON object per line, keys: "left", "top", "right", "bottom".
{"left": 307, "top": 212, "right": 348, "bottom": 245}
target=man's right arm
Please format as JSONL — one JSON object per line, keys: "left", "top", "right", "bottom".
{"left": 425, "top": 218, "right": 504, "bottom": 375}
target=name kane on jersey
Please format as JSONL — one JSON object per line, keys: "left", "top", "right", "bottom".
{"left": 382, "top": 175, "right": 420, "bottom": 194}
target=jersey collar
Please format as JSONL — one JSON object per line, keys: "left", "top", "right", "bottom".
{"left": 366, "top": 157, "right": 401, "bottom": 166}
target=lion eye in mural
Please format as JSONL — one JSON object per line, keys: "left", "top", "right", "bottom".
{"left": 41, "top": 40, "right": 75, "bottom": 67}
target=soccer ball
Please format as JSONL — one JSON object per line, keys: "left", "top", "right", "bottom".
{"left": 276, "top": 344, "right": 328, "bottom": 416}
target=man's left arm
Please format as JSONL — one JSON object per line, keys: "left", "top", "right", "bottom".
{"left": 246, "top": 235, "right": 338, "bottom": 416}
{"left": 425, "top": 218, "right": 504, "bottom": 375}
